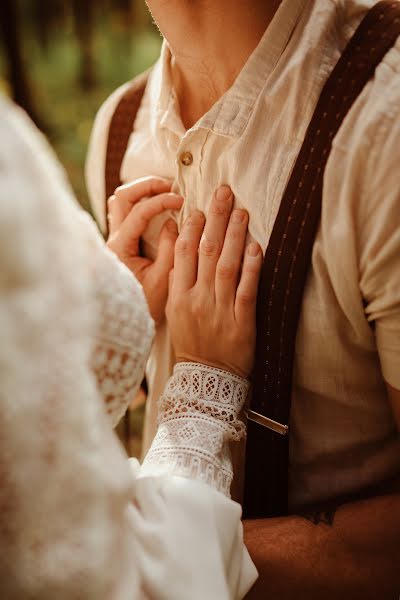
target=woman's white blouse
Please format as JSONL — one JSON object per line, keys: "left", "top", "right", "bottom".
{"left": 0, "top": 97, "right": 257, "bottom": 599}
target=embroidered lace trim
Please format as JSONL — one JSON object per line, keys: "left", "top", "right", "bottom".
{"left": 141, "top": 363, "right": 249, "bottom": 497}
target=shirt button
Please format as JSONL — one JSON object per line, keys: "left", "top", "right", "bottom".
{"left": 180, "top": 151, "right": 193, "bottom": 166}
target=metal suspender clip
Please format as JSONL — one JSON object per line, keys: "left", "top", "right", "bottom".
{"left": 245, "top": 409, "right": 289, "bottom": 435}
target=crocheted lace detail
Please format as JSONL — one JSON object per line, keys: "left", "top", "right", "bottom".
{"left": 141, "top": 363, "right": 249, "bottom": 497}
{"left": 91, "top": 245, "right": 154, "bottom": 427}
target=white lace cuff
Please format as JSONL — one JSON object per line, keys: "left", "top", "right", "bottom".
{"left": 141, "top": 363, "right": 250, "bottom": 497}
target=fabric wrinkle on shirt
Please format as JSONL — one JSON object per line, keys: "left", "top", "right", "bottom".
{"left": 86, "top": 0, "right": 400, "bottom": 509}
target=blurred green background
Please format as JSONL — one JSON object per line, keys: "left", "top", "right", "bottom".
{"left": 0, "top": 0, "right": 162, "bottom": 213}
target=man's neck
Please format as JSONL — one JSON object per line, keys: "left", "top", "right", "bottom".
{"left": 146, "top": 0, "right": 282, "bottom": 129}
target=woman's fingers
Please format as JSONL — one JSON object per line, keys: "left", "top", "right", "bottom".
{"left": 173, "top": 211, "right": 205, "bottom": 294}
{"left": 235, "top": 242, "right": 263, "bottom": 325}
{"left": 117, "top": 193, "right": 183, "bottom": 254}
{"left": 147, "top": 219, "right": 179, "bottom": 322}
{"left": 108, "top": 176, "right": 172, "bottom": 232}
{"left": 215, "top": 209, "right": 249, "bottom": 306}
{"left": 197, "top": 186, "right": 233, "bottom": 288}
{"left": 107, "top": 195, "right": 120, "bottom": 236}
{"left": 154, "top": 219, "right": 179, "bottom": 274}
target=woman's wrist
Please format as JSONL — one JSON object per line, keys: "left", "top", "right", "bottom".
{"left": 158, "top": 362, "right": 250, "bottom": 441}
{"left": 173, "top": 342, "right": 254, "bottom": 381}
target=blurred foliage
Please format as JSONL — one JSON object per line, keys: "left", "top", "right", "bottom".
{"left": 0, "top": 0, "right": 162, "bottom": 212}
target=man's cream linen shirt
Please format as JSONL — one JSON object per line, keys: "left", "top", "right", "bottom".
{"left": 87, "top": 0, "right": 400, "bottom": 509}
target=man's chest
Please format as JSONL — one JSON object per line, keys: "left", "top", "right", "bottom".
{"left": 121, "top": 103, "right": 386, "bottom": 393}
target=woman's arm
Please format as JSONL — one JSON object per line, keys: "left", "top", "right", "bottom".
{"left": 135, "top": 186, "right": 262, "bottom": 599}
{"left": 106, "top": 182, "right": 262, "bottom": 598}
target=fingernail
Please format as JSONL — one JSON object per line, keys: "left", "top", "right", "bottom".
{"left": 216, "top": 185, "right": 232, "bottom": 203}
{"left": 247, "top": 243, "right": 261, "bottom": 257}
{"left": 232, "top": 209, "right": 247, "bottom": 224}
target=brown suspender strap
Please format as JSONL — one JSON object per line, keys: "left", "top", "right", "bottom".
{"left": 243, "top": 0, "right": 400, "bottom": 519}
{"left": 104, "top": 69, "right": 150, "bottom": 235}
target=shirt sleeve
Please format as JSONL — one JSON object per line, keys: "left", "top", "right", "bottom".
{"left": 323, "top": 60, "right": 400, "bottom": 393}
{"left": 141, "top": 362, "right": 249, "bottom": 496}
{"left": 358, "top": 94, "right": 400, "bottom": 390}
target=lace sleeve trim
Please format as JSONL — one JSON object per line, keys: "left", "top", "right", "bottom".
{"left": 141, "top": 363, "right": 249, "bottom": 497}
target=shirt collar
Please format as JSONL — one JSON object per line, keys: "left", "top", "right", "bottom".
{"left": 149, "top": 0, "right": 308, "bottom": 140}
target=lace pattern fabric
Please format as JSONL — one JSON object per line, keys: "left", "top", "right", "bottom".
{"left": 141, "top": 363, "right": 250, "bottom": 497}
{"left": 90, "top": 242, "right": 154, "bottom": 427}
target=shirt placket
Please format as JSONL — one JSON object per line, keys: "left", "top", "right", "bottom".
{"left": 174, "top": 128, "right": 209, "bottom": 230}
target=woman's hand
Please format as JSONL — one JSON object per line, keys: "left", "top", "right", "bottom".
{"left": 167, "top": 185, "right": 263, "bottom": 379}
{"left": 107, "top": 177, "right": 183, "bottom": 324}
